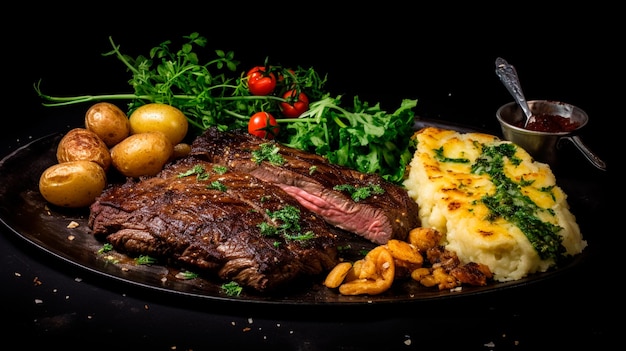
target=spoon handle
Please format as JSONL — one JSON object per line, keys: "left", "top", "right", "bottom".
{"left": 495, "top": 57, "right": 533, "bottom": 124}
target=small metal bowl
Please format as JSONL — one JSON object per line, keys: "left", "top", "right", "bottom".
{"left": 496, "top": 100, "right": 606, "bottom": 171}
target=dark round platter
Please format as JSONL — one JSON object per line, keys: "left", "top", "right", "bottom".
{"left": 0, "top": 125, "right": 592, "bottom": 306}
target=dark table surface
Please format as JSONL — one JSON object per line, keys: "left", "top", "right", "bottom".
{"left": 3, "top": 8, "right": 617, "bottom": 350}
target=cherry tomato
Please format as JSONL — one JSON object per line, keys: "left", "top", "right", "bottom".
{"left": 248, "top": 112, "right": 280, "bottom": 139}
{"left": 277, "top": 68, "right": 296, "bottom": 84}
{"left": 279, "top": 89, "right": 309, "bottom": 118}
{"left": 246, "top": 66, "right": 277, "bottom": 96}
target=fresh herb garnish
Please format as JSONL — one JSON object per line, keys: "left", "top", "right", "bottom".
{"left": 333, "top": 183, "right": 385, "bottom": 202}
{"left": 175, "top": 271, "right": 199, "bottom": 280}
{"left": 433, "top": 146, "right": 470, "bottom": 163}
{"left": 207, "top": 180, "right": 227, "bottom": 191}
{"left": 135, "top": 255, "right": 157, "bottom": 265}
{"left": 251, "top": 143, "right": 285, "bottom": 165}
{"left": 98, "top": 243, "right": 113, "bottom": 254}
{"left": 283, "top": 231, "right": 316, "bottom": 241}
{"left": 212, "top": 165, "right": 228, "bottom": 175}
{"left": 471, "top": 143, "right": 565, "bottom": 261}
{"left": 258, "top": 205, "right": 313, "bottom": 242}
{"left": 221, "top": 281, "right": 243, "bottom": 296}
{"left": 178, "top": 165, "right": 209, "bottom": 180}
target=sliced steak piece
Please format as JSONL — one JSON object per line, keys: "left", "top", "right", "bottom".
{"left": 88, "top": 157, "right": 339, "bottom": 293}
{"left": 190, "top": 127, "right": 421, "bottom": 244}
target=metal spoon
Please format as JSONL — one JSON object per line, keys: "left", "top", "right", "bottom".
{"left": 495, "top": 57, "right": 534, "bottom": 128}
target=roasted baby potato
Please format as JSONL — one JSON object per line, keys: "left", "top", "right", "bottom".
{"left": 171, "top": 142, "right": 192, "bottom": 160}
{"left": 56, "top": 128, "right": 111, "bottom": 172}
{"left": 85, "top": 102, "right": 131, "bottom": 147}
{"left": 110, "top": 131, "right": 174, "bottom": 177}
{"left": 39, "top": 160, "right": 107, "bottom": 208}
{"left": 129, "top": 103, "right": 189, "bottom": 145}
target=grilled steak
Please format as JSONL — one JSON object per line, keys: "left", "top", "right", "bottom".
{"left": 88, "top": 157, "right": 339, "bottom": 293}
{"left": 190, "top": 127, "right": 421, "bottom": 244}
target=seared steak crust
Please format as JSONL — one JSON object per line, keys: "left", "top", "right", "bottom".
{"left": 88, "top": 157, "right": 339, "bottom": 293}
{"left": 190, "top": 127, "right": 420, "bottom": 244}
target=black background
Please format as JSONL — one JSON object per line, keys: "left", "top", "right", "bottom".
{"left": 2, "top": 5, "right": 617, "bottom": 350}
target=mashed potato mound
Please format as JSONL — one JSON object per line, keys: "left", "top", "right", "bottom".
{"left": 403, "top": 127, "right": 587, "bottom": 282}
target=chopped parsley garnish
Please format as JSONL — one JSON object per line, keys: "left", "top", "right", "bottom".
{"left": 251, "top": 143, "right": 285, "bottom": 165}
{"left": 98, "top": 243, "right": 113, "bottom": 254}
{"left": 333, "top": 183, "right": 385, "bottom": 202}
{"left": 207, "top": 180, "right": 227, "bottom": 191}
{"left": 212, "top": 165, "right": 228, "bottom": 174}
{"left": 221, "top": 281, "right": 243, "bottom": 296}
{"left": 258, "top": 205, "right": 314, "bottom": 242}
{"left": 175, "top": 271, "right": 199, "bottom": 280}
{"left": 258, "top": 222, "right": 277, "bottom": 236}
{"left": 470, "top": 143, "right": 565, "bottom": 261}
{"left": 433, "top": 146, "right": 470, "bottom": 163}
{"left": 284, "top": 231, "right": 316, "bottom": 241}
{"left": 178, "top": 165, "right": 209, "bottom": 180}
{"left": 135, "top": 255, "right": 157, "bottom": 265}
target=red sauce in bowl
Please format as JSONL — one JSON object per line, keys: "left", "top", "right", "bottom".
{"left": 514, "top": 113, "right": 581, "bottom": 133}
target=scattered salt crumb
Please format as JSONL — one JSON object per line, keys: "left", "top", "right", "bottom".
{"left": 231, "top": 321, "right": 236, "bottom": 326}
{"left": 35, "top": 299, "right": 43, "bottom": 304}
{"left": 243, "top": 327, "right": 251, "bottom": 332}
{"left": 14, "top": 272, "right": 21, "bottom": 277}
{"left": 263, "top": 336, "right": 267, "bottom": 340}
{"left": 74, "top": 277, "right": 83, "bottom": 283}
{"left": 65, "top": 296, "right": 70, "bottom": 300}
{"left": 67, "top": 235, "right": 75, "bottom": 241}
{"left": 289, "top": 330, "right": 293, "bottom": 334}
{"left": 52, "top": 288, "right": 57, "bottom": 293}
{"left": 87, "top": 315, "right": 93, "bottom": 319}
{"left": 276, "top": 323, "right": 280, "bottom": 327}
{"left": 33, "top": 277, "right": 42, "bottom": 286}
{"left": 484, "top": 341, "right": 495, "bottom": 347}
{"left": 170, "top": 346, "right": 177, "bottom": 350}
{"left": 67, "top": 221, "right": 79, "bottom": 229}
{"left": 404, "top": 335, "right": 412, "bottom": 346}
{"left": 450, "top": 286, "right": 463, "bottom": 292}
{"left": 248, "top": 317, "right": 253, "bottom": 324}
{"left": 144, "top": 304, "right": 149, "bottom": 310}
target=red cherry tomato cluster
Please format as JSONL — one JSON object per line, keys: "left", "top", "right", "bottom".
{"left": 244, "top": 66, "right": 312, "bottom": 139}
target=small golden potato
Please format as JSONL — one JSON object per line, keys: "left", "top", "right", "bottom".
{"left": 129, "top": 103, "right": 189, "bottom": 145}
{"left": 85, "top": 102, "right": 131, "bottom": 147}
{"left": 39, "top": 161, "right": 107, "bottom": 208}
{"left": 171, "top": 143, "right": 192, "bottom": 160}
{"left": 110, "top": 132, "right": 174, "bottom": 177}
{"left": 57, "top": 128, "right": 112, "bottom": 171}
